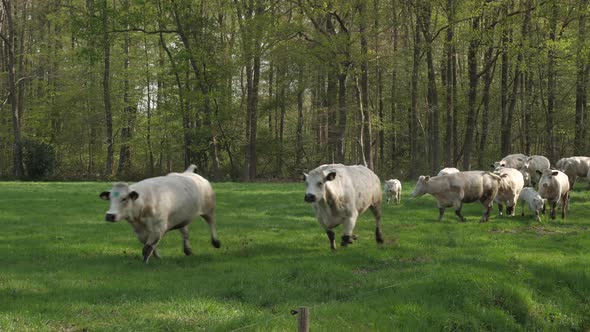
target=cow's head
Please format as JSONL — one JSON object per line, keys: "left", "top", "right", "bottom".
{"left": 491, "top": 161, "right": 505, "bottom": 170}
{"left": 99, "top": 182, "right": 139, "bottom": 222}
{"left": 538, "top": 170, "right": 559, "bottom": 194}
{"left": 411, "top": 175, "right": 430, "bottom": 197}
{"left": 534, "top": 197, "right": 545, "bottom": 212}
{"left": 303, "top": 168, "right": 337, "bottom": 203}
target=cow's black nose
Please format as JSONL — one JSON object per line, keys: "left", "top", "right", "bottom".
{"left": 105, "top": 214, "right": 116, "bottom": 222}
{"left": 304, "top": 194, "right": 316, "bottom": 203}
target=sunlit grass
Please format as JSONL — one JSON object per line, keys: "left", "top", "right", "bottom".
{"left": 1, "top": 181, "right": 589, "bottom": 331}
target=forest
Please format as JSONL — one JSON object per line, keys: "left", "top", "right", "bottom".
{"left": 0, "top": 0, "right": 588, "bottom": 181}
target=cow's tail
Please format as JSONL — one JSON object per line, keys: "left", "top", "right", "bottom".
{"left": 185, "top": 164, "right": 197, "bottom": 173}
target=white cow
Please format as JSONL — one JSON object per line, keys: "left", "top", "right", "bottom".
{"left": 493, "top": 167, "right": 525, "bottom": 217}
{"left": 518, "top": 187, "right": 544, "bottom": 222}
{"left": 557, "top": 156, "right": 590, "bottom": 188}
{"left": 537, "top": 169, "right": 570, "bottom": 220}
{"left": 492, "top": 153, "right": 527, "bottom": 170}
{"left": 437, "top": 167, "right": 460, "bottom": 176}
{"left": 384, "top": 179, "right": 402, "bottom": 204}
{"left": 99, "top": 165, "right": 220, "bottom": 263}
{"left": 303, "top": 164, "right": 383, "bottom": 250}
{"left": 522, "top": 155, "right": 550, "bottom": 186}
{"left": 411, "top": 171, "right": 501, "bottom": 223}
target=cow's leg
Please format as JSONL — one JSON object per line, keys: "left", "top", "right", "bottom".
{"left": 541, "top": 201, "right": 546, "bottom": 214}
{"left": 369, "top": 204, "right": 384, "bottom": 244}
{"left": 142, "top": 233, "right": 162, "bottom": 264}
{"left": 550, "top": 201, "right": 557, "bottom": 220}
{"left": 152, "top": 248, "right": 161, "bottom": 259}
{"left": 561, "top": 193, "right": 569, "bottom": 220}
{"left": 201, "top": 213, "right": 221, "bottom": 248}
{"left": 396, "top": 193, "right": 401, "bottom": 205}
{"left": 326, "top": 229, "right": 336, "bottom": 250}
{"left": 341, "top": 212, "right": 359, "bottom": 247}
{"left": 497, "top": 202, "right": 504, "bottom": 216}
{"left": 438, "top": 208, "right": 445, "bottom": 222}
{"left": 521, "top": 201, "right": 525, "bottom": 217}
{"left": 453, "top": 201, "right": 466, "bottom": 222}
{"left": 179, "top": 225, "right": 192, "bottom": 256}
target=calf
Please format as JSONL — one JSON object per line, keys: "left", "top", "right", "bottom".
{"left": 99, "top": 165, "right": 220, "bottom": 263}
{"left": 437, "top": 167, "right": 460, "bottom": 176}
{"left": 303, "top": 164, "right": 383, "bottom": 250}
{"left": 493, "top": 167, "right": 524, "bottom": 217}
{"left": 518, "top": 187, "right": 544, "bottom": 222}
{"left": 384, "top": 179, "right": 402, "bottom": 204}
{"left": 411, "top": 171, "right": 501, "bottom": 223}
{"left": 537, "top": 169, "right": 570, "bottom": 220}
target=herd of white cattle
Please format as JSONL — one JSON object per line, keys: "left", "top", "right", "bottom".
{"left": 99, "top": 155, "right": 590, "bottom": 262}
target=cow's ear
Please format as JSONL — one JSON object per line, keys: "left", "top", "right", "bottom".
{"left": 501, "top": 174, "right": 509, "bottom": 178}
{"left": 325, "top": 172, "right": 337, "bottom": 181}
{"left": 551, "top": 171, "right": 559, "bottom": 176}
{"left": 129, "top": 191, "right": 139, "bottom": 200}
{"left": 301, "top": 172, "right": 308, "bottom": 181}
{"left": 425, "top": 175, "right": 430, "bottom": 181}
{"left": 536, "top": 170, "right": 543, "bottom": 176}
{"left": 518, "top": 158, "right": 524, "bottom": 162}
{"left": 99, "top": 191, "right": 110, "bottom": 200}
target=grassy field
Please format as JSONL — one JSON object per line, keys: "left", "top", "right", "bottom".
{"left": 1, "top": 181, "right": 590, "bottom": 331}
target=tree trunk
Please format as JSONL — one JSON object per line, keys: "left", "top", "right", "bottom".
{"left": 409, "top": 11, "right": 420, "bottom": 179}
{"left": 336, "top": 72, "right": 347, "bottom": 164}
{"left": 546, "top": 2, "right": 557, "bottom": 161}
{"left": 102, "top": 0, "right": 114, "bottom": 176}
{"left": 444, "top": 0, "right": 454, "bottom": 167}
{"left": 462, "top": 17, "right": 479, "bottom": 171}
{"left": 420, "top": 1, "right": 439, "bottom": 175}
{"left": 574, "top": 0, "right": 588, "bottom": 155}
{"left": 478, "top": 45, "right": 494, "bottom": 169}
{"left": 2, "top": 0, "right": 24, "bottom": 177}
{"left": 296, "top": 64, "right": 304, "bottom": 167}
{"left": 375, "top": 0, "right": 384, "bottom": 172}
{"left": 118, "top": 4, "right": 133, "bottom": 176}
{"left": 359, "top": 1, "right": 373, "bottom": 170}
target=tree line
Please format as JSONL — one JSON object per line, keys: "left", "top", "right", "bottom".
{"left": 0, "top": 0, "right": 588, "bottom": 181}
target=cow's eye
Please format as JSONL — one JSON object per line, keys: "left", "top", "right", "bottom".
{"left": 317, "top": 182, "right": 322, "bottom": 187}
{"left": 121, "top": 197, "right": 128, "bottom": 202}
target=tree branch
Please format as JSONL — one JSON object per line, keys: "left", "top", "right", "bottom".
{"left": 108, "top": 28, "right": 178, "bottom": 35}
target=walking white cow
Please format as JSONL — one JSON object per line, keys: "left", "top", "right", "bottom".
{"left": 522, "top": 155, "right": 550, "bottom": 187}
{"left": 384, "top": 179, "right": 402, "bottom": 204}
{"left": 493, "top": 167, "right": 524, "bottom": 217}
{"left": 557, "top": 156, "right": 590, "bottom": 189}
{"left": 411, "top": 171, "right": 501, "bottom": 223}
{"left": 99, "top": 165, "right": 220, "bottom": 263}
{"left": 492, "top": 153, "right": 527, "bottom": 170}
{"left": 303, "top": 164, "right": 383, "bottom": 250}
{"left": 537, "top": 169, "right": 570, "bottom": 220}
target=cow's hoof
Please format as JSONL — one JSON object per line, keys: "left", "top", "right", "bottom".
{"left": 211, "top": 238, "right": 221, "bottom": 248}
{"left": 352, "top": 234, "right": 358, "bottom": 240}
{"left": 341, "top": 235, "right": 352, "bottom": 246}
{"left": 183, "top": 247, "right": 193, "bottom": 256}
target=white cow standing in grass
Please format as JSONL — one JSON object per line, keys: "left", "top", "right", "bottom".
{"left": 493, "top": 167, "right": 524, "bottom": 217}
{"left": 557, "top": 156, "right": 590, "bottom": 189}
{"left": 384, "top": 179, "right": 402, "bottom": 204}
{"left": 303, "top": 164, "right": 383, "bottom": 250}
{"left": 537, "top": 169, "right": 570, "bottom": 220}
{"left": 99, "top": 165, "right": 220, "bottom": 263}
{"left": 492, "top": 153, "right": 527, "bottom": 170}
{"left": 411, "top": 171, "right": 501, "bottom": 222}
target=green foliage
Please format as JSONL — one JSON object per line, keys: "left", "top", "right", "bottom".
{"left": 22, "top": 140, "right": 55, "bottom": 180}
{"left": 1, "top": 181, "right": 590, "bottom": 330}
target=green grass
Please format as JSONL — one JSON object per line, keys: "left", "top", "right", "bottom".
{"left": 1, "top": 181, "right": 590, "bottom": 331}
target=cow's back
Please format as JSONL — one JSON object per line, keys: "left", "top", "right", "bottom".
{"left": 130, "top": 174, "right": 209, "bottom": 223}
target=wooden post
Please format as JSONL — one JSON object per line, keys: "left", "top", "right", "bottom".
{"left": 297, "top": 307, "right": 310, "bottom": 332}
